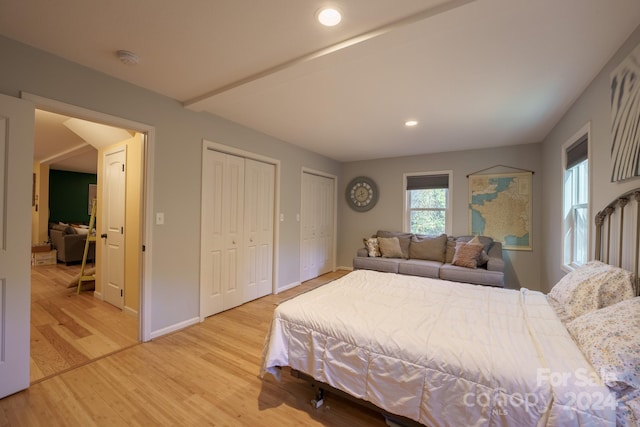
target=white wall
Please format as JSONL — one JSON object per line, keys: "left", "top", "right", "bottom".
{"left": 0, "top": 36, "right": 341, "bottom": 335}
{"left": 541, "top": 24, "right": 640, "bottom": 291}
{"left": 338, "top": 143, "right": 543, "bottom": 291}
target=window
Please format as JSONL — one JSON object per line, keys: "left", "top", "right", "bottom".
{"left": 404, "top": 172, "right": 452, "bottom": 235}
{"left": 562, "top": 129, "right": 589, "bottom": 270}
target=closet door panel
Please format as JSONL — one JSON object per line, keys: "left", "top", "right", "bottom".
{"left": 245, "top": 159, "right": 274, "bottom": 301}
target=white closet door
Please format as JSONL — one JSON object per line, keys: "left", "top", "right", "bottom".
{"left": 244, "top": 159, "right": 275, "bottom": 302}
{"left": 200, "top": 150, "right": 245, "bottom": 317}
{"left": 301, "top": 172, "right": 335, "bottom": 282}
{"left": 317, "top": 174, "right": 334, "bottom": 276}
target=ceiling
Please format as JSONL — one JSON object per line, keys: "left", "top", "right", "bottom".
{"left": 2, "top": 0, "right": 640, "bottom": 165}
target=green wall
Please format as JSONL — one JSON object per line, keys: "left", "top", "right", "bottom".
{"left": 49, "top": 169, "right": 96, "bottom": 224}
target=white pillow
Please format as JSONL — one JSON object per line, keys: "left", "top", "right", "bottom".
{"left": 548, "top": 261, "right": 634, "bottom": 322}
{"left": 567, "top": 297, "right": 640, "bottom": 392}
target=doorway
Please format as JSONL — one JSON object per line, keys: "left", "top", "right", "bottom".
{"left": 28, "top": 96, "right": 151, "bottom": 382}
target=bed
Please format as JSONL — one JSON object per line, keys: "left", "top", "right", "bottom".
{"left": 261, "top": 190, "right": 640, "bottom": 427}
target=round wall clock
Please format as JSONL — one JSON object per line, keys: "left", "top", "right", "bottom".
{"left": 346, "top": 176, "right": 378, "bottom": 212}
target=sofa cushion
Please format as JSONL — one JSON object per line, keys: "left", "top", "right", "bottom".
{"left": 452, "top": 241, "right": 484, "bottom": 268}
{"left": 445, "top": 236, "right": 456, "bottom": 263}
{"left": 439, "top": 264, "right": 504, "bottom": 287}
{"left": 353, "top": 256, "right": 399, "bottom": 273}
{"left": 377, "top": 230, "right": 411, "bottom": 259}
{"left": 398, "top": 260, "right": 441, "bottom": 278}
{"left": 51, "top": 223, "right": 70, "bottom": 233}
{"left": 378, "top": 237, "right": 403, "bottom": 258}
{"left": 410, "top": 234, "right": 447, "bottom": 263}
{"left": 363, "top": 237, "right": 381, "bottom": 257}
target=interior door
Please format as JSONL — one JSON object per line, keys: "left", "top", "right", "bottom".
{"left": 300, "top": 172, "right": 335, "bottom": 282}
{"left": 244, "top": 159, "right": 274, "bottom": 301}
{"left": 301, "top": 172, "right": 318, "bottom": 282}
{"left": 200, "top": 150, "right": 245, "bottom": 318}
{"left": 317, "top": 174, "right": 334, "bottom": 276}
{"left": 0, "top": 94, "right": 34, "bottom": 398}
{"left": 102, "top": 146, "right": 126, "bottom": 309}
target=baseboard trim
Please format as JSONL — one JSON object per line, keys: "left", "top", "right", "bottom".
{"left": 93, "top": 290, "right": 103, "bottom": 300}
{"left": 150, "top": 317, "right": 200, "bottom": 340}
{"left": 336, "top": 266, "right": 353, "bottom": 271}
{"left": 275, "top": 280, "right": 301, "bottom": 294}
{"left": 124, "top": 306, "right": 138, "bottom": 317}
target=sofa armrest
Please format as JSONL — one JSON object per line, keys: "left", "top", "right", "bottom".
{"left": 356, "top": 247, "right": 368, "bottom": 257}
{"left": 486, "top": 241, "right": 504, "bottom": 272}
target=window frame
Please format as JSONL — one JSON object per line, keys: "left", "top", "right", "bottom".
{"left": 403, "top": 170, "right": 453, "bottom": 235}
{"left": 561, "top": 123, "right": 591, "bottom": 273}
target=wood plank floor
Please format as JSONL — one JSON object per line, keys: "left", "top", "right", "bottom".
{"left": 2, "top": 270, "right": 390, "bottom": 426}
{"left": 30, "top": 263, "right": 139, "bottom": 384}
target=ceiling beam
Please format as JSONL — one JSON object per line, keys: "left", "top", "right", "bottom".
{"left": 183, "top": 0, "right": 476, "bottom": 110}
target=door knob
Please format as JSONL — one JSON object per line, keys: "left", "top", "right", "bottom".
{"left": 101, "top": 233, "right": 108, "bottom": 239}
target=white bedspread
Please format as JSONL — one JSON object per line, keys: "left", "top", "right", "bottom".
{"left": 261, "top": 270, "right": 616, "bottom": 426}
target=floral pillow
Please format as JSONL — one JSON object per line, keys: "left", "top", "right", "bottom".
{"left": 363, "top": 237, "right": 381, "bottom": 257}
{"left": 548, "top": 261, "right": 634, "bottom": 322}
{"left": 451, "top": 240, "right": 484, "bottom": 269}
{"left": 567, "top": 297, "right": 640, "bottom": 392}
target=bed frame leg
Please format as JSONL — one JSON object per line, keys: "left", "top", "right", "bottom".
{"left": 311, "top": 387, "right": 324, "bottom": 408}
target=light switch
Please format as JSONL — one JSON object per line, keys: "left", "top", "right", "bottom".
{"left": 156, "top": 212, "right": 164, "bottom": 225}
{"left": 296, "top": 213, "right": 300, "bottom": 222}
{"left": 280, "top": 213, "right": 285, "bottom": 222}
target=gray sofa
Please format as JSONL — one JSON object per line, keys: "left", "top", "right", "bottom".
{"left": 353, "top": 230, "right": 504, "bottom": 287}
{"left": 49, "top": 223, "right": 95, "bottom": 265}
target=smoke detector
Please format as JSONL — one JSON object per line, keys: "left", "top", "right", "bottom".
{"left": 116, "top": 50, "right": 140, "bottom": 66}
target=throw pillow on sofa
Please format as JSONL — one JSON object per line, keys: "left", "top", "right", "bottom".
{"left": 457, "top": 235, "right": 492, "bottom": 266}
{"left": 409, "top": 234, "right": 447, "bottom": 263}
{"left": 363, "top": 237, "right": 381, "bottom": 257}
{"left": 377, "top": 230, "right": 411, "bottom": 259}
{"left": 378, "top": 237, "right": 403, "bottom": 258}
{"left": 452, "top": 240, "right": 484, "bottom": 269}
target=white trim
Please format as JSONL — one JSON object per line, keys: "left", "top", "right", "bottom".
{"left": 277, "top": 280, "right": 302, "bottom": 293}
{"left": 200, "top": 139, "right": 281, "bottom": 312}
{"left": 560, "top": 122, "right": 591, "bottom": 274}
{"left": 149, "top": 317, "right": 200, "bottom": 340}
{"left": 402, "top": 170, "right": 453, "bottom": 235}
{"left": 124, "top": 306, "right": 138, "bottom": 317}
{"left": 300, "top": 168, "right": 338, "bottom": 282}
{"left": 21, "top": 92, "right": 155, "bottom": 343}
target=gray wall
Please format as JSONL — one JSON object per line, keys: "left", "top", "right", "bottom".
{"left": 0, "top": 36, "right": 341, "bottom": 334}
{"left": 338, "top": 143, "right": 543, "bottom": 291}
{"left": 541, "top": 25, "right": 640, "bottom": 291}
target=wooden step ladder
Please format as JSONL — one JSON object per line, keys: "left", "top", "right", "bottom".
{"left": 77, "top": 199, "right": 97, "bottom": 294}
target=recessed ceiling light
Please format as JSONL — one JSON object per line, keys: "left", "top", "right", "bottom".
{"left": 116, "top": 50, "right": 140, "bottom": 66}
{"left": 405, "top": 120, "right": 418, "bottom": 127}
{"left": 317, "top": 7, "right": 342, "bottom": 27}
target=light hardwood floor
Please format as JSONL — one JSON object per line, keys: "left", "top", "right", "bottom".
{"left": 30, "top": 263, "right": 138, "bottom": 384}
{"left": 2, "top": 270, "right": 389, "bottom": 426}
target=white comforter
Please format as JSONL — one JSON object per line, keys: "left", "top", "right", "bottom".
{"left": 261, "top": 270, "right": 616, "bottom": 426}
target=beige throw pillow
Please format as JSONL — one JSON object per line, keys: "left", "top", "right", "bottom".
{"left": 378, "top": 236, "right": 403, "bottom": 258}
{"left": 452, "top": 241, "right": 484, "bottom": 268}
{"left": 409, "top": 234, "right": 447, "bottom": 262}
{"left": 377, "top": 231, "right": 411, "bottom": 259}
